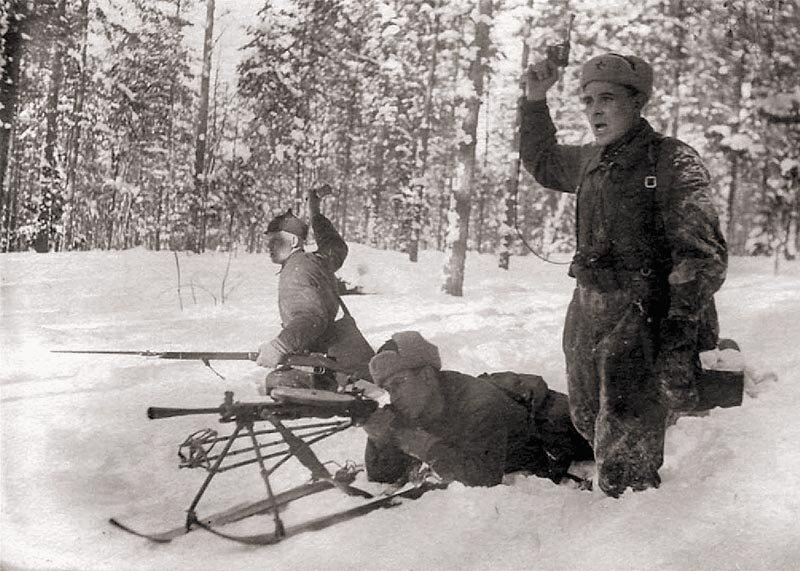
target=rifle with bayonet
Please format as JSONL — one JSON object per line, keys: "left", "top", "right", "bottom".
{"left": 51, "top": 349, "right": 339, "bottom": 368}
{"left": 51, "top": 349, "right": 345, "bottom": 383}
{"left": 52, "top": 349, "right": 257, "bottom": 360}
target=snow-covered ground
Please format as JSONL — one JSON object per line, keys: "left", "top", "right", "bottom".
{"left": 1, "top": 245, "right": 799, "bottom": 571}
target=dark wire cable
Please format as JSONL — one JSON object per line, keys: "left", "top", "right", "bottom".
{"left": 511, "top": 134, "right": 571, "bottom": 266}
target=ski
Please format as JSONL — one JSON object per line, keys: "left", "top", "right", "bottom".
{"left": 194, "top": 480, "right": 448, "bottom": 546}
{"left": 109, "top": 478, "right": 350, "bottom": 543}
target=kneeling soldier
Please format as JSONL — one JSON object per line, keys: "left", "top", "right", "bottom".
{"left": 256, "top": 188, "right": 373, "bottom": 391}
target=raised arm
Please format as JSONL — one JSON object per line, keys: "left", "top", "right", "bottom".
{"left": 307, "top": 188, "right": 348, "bottom": 273}
{"left": 519, "top": 60, "right": 590, "bottom": 193}
{"left": 311, "top": 214, "right": 348, "bottom": 273}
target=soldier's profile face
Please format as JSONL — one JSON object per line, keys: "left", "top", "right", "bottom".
{"left": 266, "top": 231, "right": 296, "bottom": 264}
{"left": 382, "top": 368, "right": 442, "bottom": 423}
{"left": 580, "top": 81, "right": 641, "bottom": 146}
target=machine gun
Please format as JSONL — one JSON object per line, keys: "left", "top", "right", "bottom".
{"left": 55, "top": 349, "right": 441, "bottom": 544}
{"left": 146, "top": 387, "right": 377, "bottom": 423}
{"left": 110, "top": 386, "right": 387, "bottom": 545}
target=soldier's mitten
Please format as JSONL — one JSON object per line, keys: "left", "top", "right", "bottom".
{"left": 654, "top": 350, "right": 699, "bottom": 412}
{"left": 659, "top": 318, "right": 698, "bottom": 353}
{"left": 256, "top": 339, "right": 287, "bottom": 369}
{"left": 393, "top": 427, "right": 441, "bottom": 463}
{"left": 362, "top": 407, "right": 401, "bottom": 446}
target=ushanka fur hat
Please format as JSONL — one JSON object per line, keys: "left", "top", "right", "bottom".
{"left": 369, "top": 331, "right": 442, "bottom": 385}
{"left": 581, "top": 53, "right": 653, "bottom": 99}
{"left": 265, "top": 209, "right": 308, "bottom": 240}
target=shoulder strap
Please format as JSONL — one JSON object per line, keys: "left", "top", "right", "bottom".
{"left": 648, "top": 134, "right": 679, "bottom": 194}
{"left": 337, "top": 295, "right": 352, "bottom": 317}
{"left": 644, "top": 134, "right": 674, "bottom": 267}
{"left": 316, "top": 252, "right": 352, "bottom": 318}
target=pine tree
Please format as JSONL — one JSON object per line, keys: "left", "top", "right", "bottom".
{"left": 0, "top": 0, "right": 30, "bottom": 251}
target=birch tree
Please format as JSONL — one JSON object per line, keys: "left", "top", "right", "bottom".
{"left": 34, "top": 0, "right": 67, "bottom": 253}
{"left": 190, "top": 0, "right": 214, "bottom": 252}
{"left": 498, "top": 0, "right": 533, "bottom": 270}
{"left": 443, "top": 0, "right": 492, "bottom": 296}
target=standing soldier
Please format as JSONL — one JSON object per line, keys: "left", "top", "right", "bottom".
{"left": 520, "top": 53, "right": 727, "bottom": 497}
{"left": 256, "top": 188, "right": 374, "bottom": 391}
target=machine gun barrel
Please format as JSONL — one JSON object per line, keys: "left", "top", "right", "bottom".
{"left": 147, "top": 406, "right": 224, "bottom": 419}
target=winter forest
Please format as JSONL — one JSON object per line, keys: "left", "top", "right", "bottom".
{"left": 3, "top": 2, "right": 800, "bottom": 570}
{"left": 1, "top": 0, "right": 799, "bottom": 295}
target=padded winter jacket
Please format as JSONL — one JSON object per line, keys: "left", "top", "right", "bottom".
{"left": 366, "top": 369, "right": 567, "bottom": 487}
{"left": 519, "top": 100, "right": 727, "bottom": 350}
{"left": 274, "top": 214, "right": 347, "bottom": 354}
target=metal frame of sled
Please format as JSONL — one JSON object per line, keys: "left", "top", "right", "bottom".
{"left": 110, "top": 386, "right": 379, "bottom": 544}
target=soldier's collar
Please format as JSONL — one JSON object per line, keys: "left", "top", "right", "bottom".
{"left": 275, "top": 248, "right": 304, "bottom": 274}
{"left": 600, "top": 119, "right": 657, "bottom": 170}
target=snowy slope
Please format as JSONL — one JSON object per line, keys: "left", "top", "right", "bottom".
{"left": 1, "top": 246, "right": 798, "bottom": 571}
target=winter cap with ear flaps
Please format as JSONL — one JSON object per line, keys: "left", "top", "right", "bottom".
{"left": 265, "top": 209, "right": 308, "bottom": 240}
{"left": 580, "top": 53, "right": 653, "bottom": 99}
{"left": 369, "top": 331, "right": 442, "bottom": 385}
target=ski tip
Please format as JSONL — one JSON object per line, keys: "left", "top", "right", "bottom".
{"left": 108, "top": 517, "right": 173, "bottom": 543}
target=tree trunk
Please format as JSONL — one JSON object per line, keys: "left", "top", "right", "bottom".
{"left": 191, "top": 0, "right": 215, "bottom": 252}
{"left": 437, "top": 184, "right": 448, "bottom": 250}
{"left": 409, "top": 10, "right": 440, "bottom": 262}
{"left": 669, "top": 0, "right": 685, "bottom": 138}
{"left": 107, "top": 189, "right": 117, "bottom": 249}
{"left": 158, "top": 0, "right": 184, "bottom": 252}
{"left": 106, "top": 148, "right": 121, "bottom": 249}
{"left": 339, "top": 80, "right": 358, "bottom": 240}
{"left": 365, "top": 124, "right": 386, "bottom": 247}
{"left": 726, "top": 51, "right": 746, "bottom": 253}
{"left": 499, "top": 0, "right": 533, "bottom": 270}
{"left": 437, "top": 14, "right": 461, "bottom": 254}
{"left": 475, "top": 190, "right": 486, "bottom": 253}
{"left": 443, "top": 0, "right": 492, "bottom": 296}
{"left": 1, "top": 0, "right": 28, "bottom": 244}
{"left": 476, "top": 77, "right": 491, "bottom": 254}
{"left": 727, "top": 150, "right": 740, "bottom": 248}
{"left": 63, "top": 0, "right": 90, "bottom": 249}
{"left": 542, "top": 191, "right": 570, "bottom": 255}
{"left": 294, "top": 155, "right": 303, "bottom": 212}
{"left": 35, "top": 0, "right": 67, "bottom": 253}
{"left": 3, "top": 125, "right": 23, "bottom": 251}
